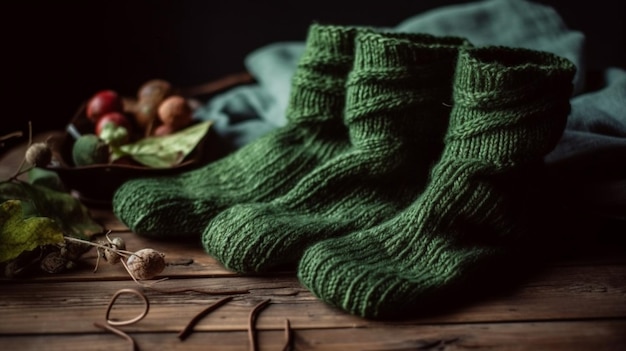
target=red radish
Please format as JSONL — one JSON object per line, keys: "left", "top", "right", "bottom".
{"left": 95, "top": 112, "right": 132, "bottom": 136}
{"left": 86, "top": 90, "right": 124, "bottom": 122}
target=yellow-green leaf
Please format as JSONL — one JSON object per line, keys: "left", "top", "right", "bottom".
{"left": 112, "top": 120, "right": 212, "bottom": 168}
{"left": 0, "top": 182, "right": 102, "bottom": 239}
{"left": 0, "top": 200, "right": 65, "bottom": 263}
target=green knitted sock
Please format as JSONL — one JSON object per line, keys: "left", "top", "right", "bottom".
{"left": 298, "top": 46, "right": 576, "bottom": 319}
{"left": 203, "top": 31, "right": 469, "bottom": 272}
{"left": 112, "top": 24, "right": 356, "bottom": 238}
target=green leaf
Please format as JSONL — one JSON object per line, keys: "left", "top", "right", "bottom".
{"left": 0, "top": 200, "right": 65, "bottom": 263}
{"left": 0, "top": 182, "right": 102, "bottom": 239}
{"left": 28, "top": 167, "right": 66, "bottom": 192}
{"left": 111, "top": 120, "right": 212, "bottom": 168}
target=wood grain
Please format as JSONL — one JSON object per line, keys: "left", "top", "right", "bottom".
{"left": 1, "top": 320, "right": 625, "bottom": 351}
{"left": 1, "top": 262, "right": 625, "bottom": 334}
{"left": 1, "top": 132, "right": 625, "bottom": 350}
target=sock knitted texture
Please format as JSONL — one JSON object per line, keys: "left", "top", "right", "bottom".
{"left": 203, "top": 31, "right": 469, "bottom": 272}
{"left": 111, "top": 24, "right": 356, "bottom": 238}
{"left": 297, "top": 46, "right": 576, "bottom": 319}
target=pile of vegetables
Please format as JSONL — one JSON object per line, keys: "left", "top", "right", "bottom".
{"left": 73, "top": 79, "right": 211, "bottom": 169}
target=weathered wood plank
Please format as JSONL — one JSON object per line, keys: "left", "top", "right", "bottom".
{"left": 1, "top": 320, "right": 625, "bottom": 351}
{"left": 1, "top": 263, "right": 624, "bottom": 334}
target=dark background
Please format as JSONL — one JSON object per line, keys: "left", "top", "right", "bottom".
{"left": 2, "top": 0, "right": 624, "bottom": 154}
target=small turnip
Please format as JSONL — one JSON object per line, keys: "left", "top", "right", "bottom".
{"left": 126, "top": 248, "right": 166, "bottom": 280}
{"left": 25, "top": 142, "right": 52, "bottom": 167}
{"left": 95, "top": 112, "right": 133, "bottom": 137}
{"left": 86, "top": 90, "right": 124, "bottom": 123}
{"left": 134, "top": 79, "right": 173, "bottom": 134}
{"left": 158, "top": 95, "right": 192, "bottom": 130}
{"left": 138, "top": 79, "right": 172, "bottom": 102}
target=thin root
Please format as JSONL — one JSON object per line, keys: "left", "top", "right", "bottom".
{"left": 94, "top": 322, "right": 138, "bottom": 351}
{"left": 248, "top": 299, "right": 271, "bottom": 351}
{"left": 178, "top": 296, "right": 234, "bottom": 341}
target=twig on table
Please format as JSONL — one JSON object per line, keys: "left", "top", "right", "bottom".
{"left": 146, "top": 284, "right": 250, "bottom": 296}
{"left": 94, "top": 322, "right": 138, "bottom": 351}
{"left": 248, "top": 299, "right": 271, "bottom": 351}
{"left": 178, "top": 296, "right": 234, "bottom": 341}
{"left": 282, "top": 318, "right": 293, "bottom": 351}
{"left": 105, "top": 288, "right": 150, "bottom": 326}
{"left": 0, "top": 130, "right": 23, "bottom": 143}
{"left": 3, "top": 122, "right": 32, "bottom": 182}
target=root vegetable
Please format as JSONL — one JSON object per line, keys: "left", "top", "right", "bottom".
{"left": 157, "top": 95, "right": 192, "bottom": 130}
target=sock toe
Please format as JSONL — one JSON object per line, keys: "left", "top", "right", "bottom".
{"left": 204, "top": 203, "right": 335, "bottom": 272}
{"left": 113, "top": 177, "right": 199, "bottom": 237}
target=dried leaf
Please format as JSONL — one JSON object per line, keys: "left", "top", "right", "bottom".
{"left": 0, "top": 200, "right": 65, "bottom": 263}
{"left": 111, "top": 120, "right": 211, "bottom": 168}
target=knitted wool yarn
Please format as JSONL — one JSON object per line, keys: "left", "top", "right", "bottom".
{"left": 203, "top": 31, "right": 469, "bottom": 272}
{"left": 297, "top": 45, "right": 576, "bottom": 319}
{"left": 112, "top": 24, "right": 356, "bottom": 238}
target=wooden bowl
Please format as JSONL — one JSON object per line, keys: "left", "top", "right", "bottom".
{"left": 44, "top": 108, "right": 223, "bottom": 206}
{"left": 43, "top": 72, "right": 254, "bottom": 206}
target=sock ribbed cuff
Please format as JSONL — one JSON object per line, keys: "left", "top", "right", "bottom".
{"left": 446, "top": 46, "right": 577, "bottom": 164}
{"left": 352, "top": 31, "right": 469, "bottom": 72}
{"left": 345, "top": 31, "right": 470, "bottom": 145}
{"left": 286, "top": 24, "right": 358, "bottom": 123}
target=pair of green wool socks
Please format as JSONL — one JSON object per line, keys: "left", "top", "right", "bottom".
{"left": 113, "top": 23, "right": 576, "bottom": 319}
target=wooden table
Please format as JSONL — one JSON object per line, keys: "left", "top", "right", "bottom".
{"left": 1, "top": 133, "right": 625, "bottom": 351}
